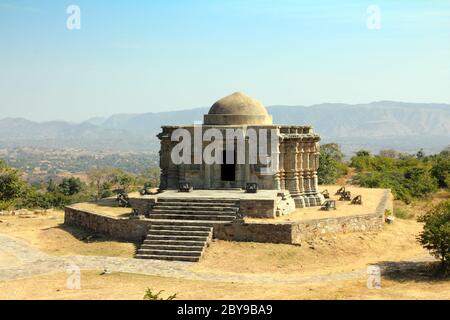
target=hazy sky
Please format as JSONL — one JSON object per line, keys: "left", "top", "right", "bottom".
{"left": 0, "top": 0, "right": 449, "bottom": 122}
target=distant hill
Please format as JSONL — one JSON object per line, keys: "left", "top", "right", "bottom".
{"left": 1, "top": 101, "right": 449, "bottom": 155}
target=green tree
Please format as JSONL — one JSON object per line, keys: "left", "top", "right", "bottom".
{"left": 321, "top": 143, "right": 344, "bottom": 162}
{"left": 113, "top": 170, "right": 135, "bottom": 192}
{"left": 0, "top": 160, "right": 28, "bottom": 202}
{"left": 416, "top": 148, "right": 425, "bottom": 160}
{"left": 418, "top": 200, "right": 450, "bottom": 273}
{"left": 379, "top": 149, "right": 399, "bottom": 159}
{"left": 356, "top": 150, "right": 371, "bottom": 157}
{"left": 47, "top": 179, "right": 57, "bottom": 192}
{"left": 59, "top": 177, "right": 84, "bottom": 196}
{"left": 88, "top": 168, "right": 116, "bottom": 200}
{"left": 350, "top": 150, "right": 373, "bottom": 171}
{"left": 431, "top": 156, "right": 450, "bottom": 188}
{"left": 318, "top": 152, "right": 339, "bottom": 185}
{"left": 403, "top": 167, "right": 438, "bottom": 199}
{"left": 317, "top": 143, "right": 348, "bottom": 185}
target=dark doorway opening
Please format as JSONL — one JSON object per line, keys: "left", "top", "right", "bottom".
{"left": 221, "top": 150, "right": 236, "bottom": 181}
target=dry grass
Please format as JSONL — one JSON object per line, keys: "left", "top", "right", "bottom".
{"left": 393, "top": 189, "right": 450, "bottom": 220}
{"left": 1, "top": 189, "right": 449, "bottom": 300}
{"left": 0, "top": 270, "right": 448, "bottom": 300}
{"left": 71, "top": 199, "right": 133, "bottom": 218}
{"left": 0, "top": 211, "right": 137, "bottom": 258}
{"left": 192, "top": 219, "right": 427, "bottom": 276}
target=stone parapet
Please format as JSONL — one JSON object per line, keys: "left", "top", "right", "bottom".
{"left": 64, "top": 206, "right": 151, "bottom": 241}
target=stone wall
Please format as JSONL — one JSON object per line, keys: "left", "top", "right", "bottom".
{"left": 65, "top": 189, "right": 392, "bottom": 245}
{"left": 213, "top": 222, "right": 292, "bottom": 243}
{"left": 214, "top": 190, "right": 392, "bottom": 244}
{"left": 129, "top": 197, "right": 155, "bottom": 216}
{"left": 240, "top": 199, "right": 276, "bottom": 218}
{"left": 64, "top": 206, "right": 151, "bottom": 241}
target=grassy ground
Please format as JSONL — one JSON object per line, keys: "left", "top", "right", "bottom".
{"left": 0, "top": 269, "right": 448, "bottom": 300}
{"left": 393, "top": 189, "right": 450, "bottom": 220}
{"left": 0, "top": 189, "right": 449, "bottom": 300}
{"left": 192, "top": 219, "right": 426, "bottom": 276}
{"left": 0, "top": 210, "right": 137, "bottom": 258}
{"left": 71, "top": 198, "right": 133, "bottom": 218}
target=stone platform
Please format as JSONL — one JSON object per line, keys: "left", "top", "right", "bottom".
{"left": 129, "top": 189, "right": 297, "bottom": 219}
{"left": 64, "top": 187, "right": 392, "bottom": 261}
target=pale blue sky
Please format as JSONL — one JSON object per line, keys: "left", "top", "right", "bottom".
{"left": 0, "top": 0, "right": 449, "bottom": 122}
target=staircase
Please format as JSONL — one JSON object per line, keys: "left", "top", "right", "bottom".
{"left": 136, "top": 198, "right": 240, "bottom": 262}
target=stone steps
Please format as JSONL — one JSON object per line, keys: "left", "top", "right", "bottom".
{"left": 148, "top": 219, "right": 228, "bottom": 226}
{"left": 154, "top": 205, "right": 238, "bottom": 211}
{"left": 156, "top": 198, "right": 238, "bottom": 204}
{"left": 135, "top": 254, "right": 201, "bottom": 262}
{"left": 152, "top": 209, "right": 237, "bottom": 215}
{"left": 150, "top": 213, "right": 236, "bottom": 221}
{"left": 147, "top": 229, "right": 210, "bottom": 236}
{"left": 146, "top": 234, "right": 208, "bottom": 241}
{"left": 143, "top": 239, "right": 206, "bottom": 246}
{"left": 140, "top": 244, "right": 204, "bottom": 251}
{"left": 149, "top": 225, "right": 212, "bottom": 232}
{"left": 137, "top": 248, "right": 203, "bottom": 257}
{"left": 135, "top": 198, "right": 239, "bottom": 262}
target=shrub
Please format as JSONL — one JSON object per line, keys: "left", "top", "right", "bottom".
{"left": 431, "top": 156, "right": 450, "bottom": 188}
{"left": 394, "top": 208, "right": 414, "bottom": 220}
{"left": 143, "top": 289, "right": 177, "bottom": 300}
{"left": 318, "top": 143, "right": 348, "bottom": 185}
{"left": 418, "top": 200, "right": 450, "bottom": 273}
{"left": 59, "top": 177, "right": 84, "bottom": 196}
{"left": 0, "top": 161, "right": 28, "bottom": 201}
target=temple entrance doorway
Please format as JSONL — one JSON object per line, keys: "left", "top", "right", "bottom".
{"left": 221, "top": 150, "right": 236, "bottom": 181}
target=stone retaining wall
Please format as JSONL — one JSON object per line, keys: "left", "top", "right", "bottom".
{"left": 240, "top": 199, "right": 276, "bottom": 218}
{"left": 129, "top": 197, "right": 155, "bottom": 216}
{"left": 214, "top": 189, "right": 392, "bottom": 244}
{"left": 65, "top": 189, "right": 392, "bottom": 245}
{"left": 64, "top": 206, "right": 151, "bottom": 241}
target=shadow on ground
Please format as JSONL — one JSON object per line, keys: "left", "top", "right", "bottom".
{"left": 43, "top": 223, "right": 139, "bottom": 251}
{"left": 379, "top": 260, "right": 449, "bottom": 283}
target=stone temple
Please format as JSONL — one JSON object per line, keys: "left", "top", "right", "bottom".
{"left": 65, "top": 91, "right": 391, "bottom": 262}
{"left": 158, "top": 91, "right": 324, "bottom": 208}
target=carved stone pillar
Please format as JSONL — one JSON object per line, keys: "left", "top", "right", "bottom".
{"left": 298, "top": 140, "right": 305, "bottom": 194}
{"left": 273, "top": 136, "right": 282, "bottom": 190}
{"left": 285, "top": 139, "right": 299, "bottom": 196}
{"left": 303, "top": 142, "right": 310, "bottom": 194}
{"left": 311, "top": 143, "right": 320, "bottom": 193}
{"left": 279, "top": 140, "right": 285, "bottom": 190}
{"left": 158, "top": 133, "right": 171, "bottom": 190}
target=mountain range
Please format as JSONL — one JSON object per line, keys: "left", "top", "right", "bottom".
{"left": 1, "top": 101, "right": 449, "bottom": 156}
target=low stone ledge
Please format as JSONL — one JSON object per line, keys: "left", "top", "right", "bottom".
{"left": 64, "top": 206, "right": 151, "bottom": 241}
{"left": 213, "top": 222, "right": 293, "bottom": 244}
{"left": 64, "top": 189, "right": 392, "bottom": 245}
{"left": 240, "top": 199, "right": 276, "bottom": 218}
{"left": 212, "top": 189, "right": 391, "bottom": 244}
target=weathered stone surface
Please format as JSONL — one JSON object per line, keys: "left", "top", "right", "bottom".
{"left": 65, "top": 190, "right": 392, "bottom": 245}
{"left": 64, "top": 206, "right": 151, "bottom": 241}
{"left": 213, "top": 222, "right": 293, "bottom": 244}
{"left": 214, "top": 189, "right": 392, "bottom": 244}
{"left": 128, "top": 197, "right": 155, "bottom": 216}
{"left": 157, "top": 92, "right": 324, "bottom": 208}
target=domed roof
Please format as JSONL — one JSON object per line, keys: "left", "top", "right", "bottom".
{"left": 208, "top": 92, "right": 269, "bottom": 116}
{"left": 204, "top": 92, "right": 273, "bottom": 125}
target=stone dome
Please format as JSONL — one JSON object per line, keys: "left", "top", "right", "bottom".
{"left": 203, "top": 92, "right": 273, "bottom": 125}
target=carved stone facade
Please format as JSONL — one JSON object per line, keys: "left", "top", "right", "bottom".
{"left": 157, "top": 92, "right": 324, "bottom": 208}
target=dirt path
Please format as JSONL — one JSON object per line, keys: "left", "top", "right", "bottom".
{"left": 0, "top": 233, "right": 434, "bottom": 285}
